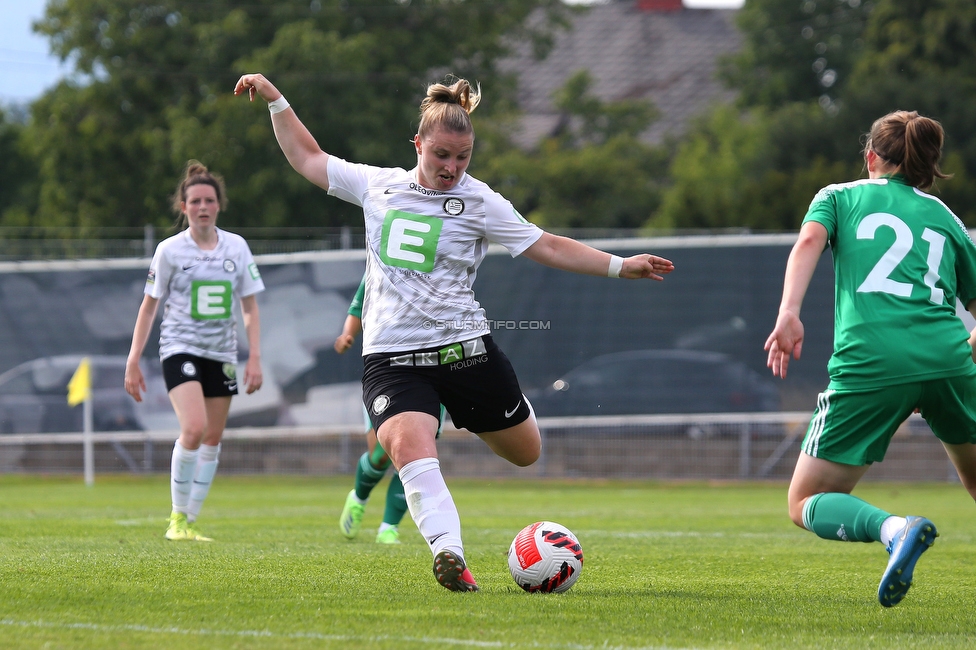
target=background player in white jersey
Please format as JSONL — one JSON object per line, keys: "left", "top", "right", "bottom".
{"left": 235, "top": 72, "right": 673, "bottom": 592}
{"left": 766, "top": 111, "right": 976, "bottom": 607}
{"left": 125, "top": 161, "right": 265, "bottom": 542}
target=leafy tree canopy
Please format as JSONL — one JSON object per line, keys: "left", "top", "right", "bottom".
{"left": 0, "top": 108, "right": 37, "bottom": 227}
{"left": 663, "top": 0, "right": 976, "bottom": 230}
{"left": 9, "top": 0, "right": 568, "bottom": 229}
{"left": 650, "top": 103, "right": 857, "bottom": 231}
{"left": 474, "top": 70, "right": 667, "bottom": 229}
{"left": 721, "top": 0, "right": 873, "bottom": 111}
{"left": 12, "top": 0, "right": 976, "bottom": 234}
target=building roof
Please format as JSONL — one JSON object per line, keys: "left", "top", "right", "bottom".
{"left": 499, "top": 0, "right": 742, "bottom": 146}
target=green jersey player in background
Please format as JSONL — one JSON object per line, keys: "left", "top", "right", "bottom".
{"left": 235, "top": 72, "right": 674, "bottom": 592}
{"left": 125, "top": 161, "right": 265, "bottom": 542}
{"left": 766, "top": 111, "right": 976, "bottom": 607}
{"left": 334, "top": 274, "right": 446, "bottom": 545}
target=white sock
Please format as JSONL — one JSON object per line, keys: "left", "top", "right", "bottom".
{"left": 377, "top": 522, "right": 397, "bottom": 533}
{"left": 187, "top": 444, "right": 220, "bottom": 523}
{"left": 399, "top": 458, "right": 463, "bottom": 560}
{"left": 171, "top": 441, "right": 198, "bottom": 512}
{"left": 880, "top": 515, "right": 908, "bottom": 548}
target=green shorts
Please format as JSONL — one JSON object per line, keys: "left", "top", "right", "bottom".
{"left": 802, "top": 374, "right": 976, "bottom": 466}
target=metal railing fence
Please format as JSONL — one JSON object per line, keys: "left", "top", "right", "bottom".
{"left": 0, "top": 413, "right": 956, "bottom": 483}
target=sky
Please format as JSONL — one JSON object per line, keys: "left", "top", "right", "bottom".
{"left": 0, "top": 0, "right": 67, "bottom": 104}
{"left": 0, "top": 0, "right": 743, "bottom": 105}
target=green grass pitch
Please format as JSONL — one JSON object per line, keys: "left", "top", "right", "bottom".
{"left": 1, "top": 474, "right": 975, "bottom": 649}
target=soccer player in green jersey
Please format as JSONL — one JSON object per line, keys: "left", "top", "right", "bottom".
{"left": 334, "top": 275, "right": 446, "bottom": 545}
{"left": 766, "top": 110, "right": 976, "bottom": 607}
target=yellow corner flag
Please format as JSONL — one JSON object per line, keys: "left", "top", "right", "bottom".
{"left": 67, "top": 357, "right": 92, "bottom": 407}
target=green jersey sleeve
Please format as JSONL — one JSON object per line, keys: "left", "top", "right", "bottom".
{"left": 802, "top": 183, "right": 842, "bottom": 241}
{"left": 946, "top": 213, "right": 976, "bottom": 308}
{"left": 348, "top": 275, "right": 366, "bottom": 319}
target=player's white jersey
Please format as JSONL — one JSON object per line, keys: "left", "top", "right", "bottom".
{"left": 327, "top": 156, "right": 543, "bottom": 354}
{"left": 144, "top": 228, "right": 264, "bottom": 363}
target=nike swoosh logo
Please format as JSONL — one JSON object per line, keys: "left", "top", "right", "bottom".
{"left": 182, "top": 264, "right": 196, "bottom": 271}
{"left": 504, "top": 401, "right": 522, "bottom": 418}
{"left": 427, "top": 532, "right": 448, "bottom": 545}
{"left": 384, "top": 188, "right": 394, "bottom": 194}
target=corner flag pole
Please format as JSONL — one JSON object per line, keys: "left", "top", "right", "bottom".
{"left": 67, "top": 358, "right": 94, "bottom": 487}
{"left": 82, "top": 393, "right": 94, "bottom": 487}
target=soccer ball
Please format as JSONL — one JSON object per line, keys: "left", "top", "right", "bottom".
{"left": 507, "top": 521, "right": 583, "bottom": 593}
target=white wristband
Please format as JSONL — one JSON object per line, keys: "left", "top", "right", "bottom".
{"left": 268, "top": 96, "right": 290, "bottom": 114}
{"left": 607, "top": 255, "right": 624, "bottom": 278}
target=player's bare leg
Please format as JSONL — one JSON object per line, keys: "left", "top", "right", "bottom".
{"left": 789, "top": 452, "right": 936, "bottom": 607}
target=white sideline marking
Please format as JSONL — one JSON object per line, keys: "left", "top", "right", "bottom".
{"left": 0, "top": 619, "right": 697, "bottom": 650}
{"left": 0, "top": 619, "right": 501, "bottom": 647}
{"left": 484, "top": 528, "right": 799, "bottom": 540}
{"left": 596, "top": 530, "right": 798, "bottom": 539}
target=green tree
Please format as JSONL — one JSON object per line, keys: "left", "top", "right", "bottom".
{"left": 661, "top": 0, "right": 976, "bottom": 231}
{"left": 651, "top": 104, "right": 856, "bottom": 231}
{"left": 21, "top": 0, "right": 568, "bottom": 229}
{"left": 654, "top": 0, "right": 876, "bottom": 231}
{"left": 839, "top": 0, "right": 976, "bottom": 223}
{"left": 851, "top": 0, "right": 976, "bottom": 81}
{"left": 475, "top": 70, "right": 667, "bottom": 229}
{"left": 0, "top": 108, "right": 37, "bottom": 226}
{"left": 721, "top": 0, "right": 873, "bottom": 111}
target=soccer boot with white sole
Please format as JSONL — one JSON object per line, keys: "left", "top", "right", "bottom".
{"left": 339, "top": 490, "right": 365, "bottom": 539}
{"left": 165, "top": 511, "right": 189, "bottom": 541}
{"left": 433, "top": 550, "right": 479, "bottom": 592}
{"left": 878, "top": 515, "right": 938, "bottom": 607}
{"left": 184, "top": 520, "right": 213, "bottom": 542}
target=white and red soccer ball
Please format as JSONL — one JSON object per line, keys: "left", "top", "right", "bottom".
{"left": 507, "top": 521, "right": 583, "bottom": 593}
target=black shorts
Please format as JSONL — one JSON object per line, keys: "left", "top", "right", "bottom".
{"left": 362, "top": 334, "right": 531, "bottom": 435}
{"left": 162, "top": 354, "right": 239, "bottom": 397}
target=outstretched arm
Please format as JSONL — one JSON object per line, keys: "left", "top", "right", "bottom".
{"left": 765, "top": 221, "right": 828, "bottom": 378}
{"left": 234, "top": 73, "right": 331, "bottom": 191}
{"left": 521, "top": 232, "right": 674, "bottom": 280}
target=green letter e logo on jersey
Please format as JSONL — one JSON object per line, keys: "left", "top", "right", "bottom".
{"left": 191, "top": 281, "right": 232, "bottom": 320}
{"left": 380, "top": 211, "right": 443, "bottom": 273}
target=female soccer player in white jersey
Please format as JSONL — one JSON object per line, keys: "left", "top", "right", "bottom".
{"left": 234, "top": 72, "right": 674, "bottom": 591}
{"left": 124, "top": 161, "right": 265, "bottom": 542}
{"left": 766, "top": 111, "right": 976, "bottom": 607}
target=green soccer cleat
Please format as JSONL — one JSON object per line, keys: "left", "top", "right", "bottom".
{"left": 165, "top": 511, "right": 189, "bottom": 541}
{"left": 339, "top": 490, "right": 365, "bottom": 539}
{"left": 184, "top": 520, "right": 213, "bottom": 542}
{"left": 376, "top": 527, "right": 401, "bottom": 545}
{"left": 878, "top": 515, "right": 938, "bottom": 607}
{"left": 166, "top": 511, "right": 213, "bottom": 542}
